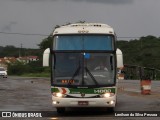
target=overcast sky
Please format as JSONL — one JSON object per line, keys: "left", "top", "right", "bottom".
{"left": 0, "top": 0, "right": 160, "bottom": 48}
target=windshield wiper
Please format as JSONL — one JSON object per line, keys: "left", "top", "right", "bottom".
{"left": 67, "top": 66, "right": 81, "bottom": 85}
{"left": 71, "top": 66, "right": 81, "bottom": 80}
{"left": 68, "top": 59, "right": 81, "bottom": 85}
{"left": 85, "top": 67, "right": 99, "bottom": 85}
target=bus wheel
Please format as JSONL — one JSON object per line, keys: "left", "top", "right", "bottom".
{"left": 107, "top": 107, "right": 115, "bottom": 113}
{"left": 56, "top": 107, "right": 65, "bottom": 114}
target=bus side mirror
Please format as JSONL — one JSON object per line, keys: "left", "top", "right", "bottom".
{"left": 116, "top": 48, "right": 123, "bottom": 68}
{"left": 43, "top": 48, "right": 50, "bottom": 67}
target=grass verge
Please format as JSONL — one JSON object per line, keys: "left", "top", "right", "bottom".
{"left": 20, "top": 72, "right": 50, "bottom": 77}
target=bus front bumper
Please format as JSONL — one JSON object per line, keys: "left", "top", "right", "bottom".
{"left": 52, "top": 96, "right": 116, "bottom": 108}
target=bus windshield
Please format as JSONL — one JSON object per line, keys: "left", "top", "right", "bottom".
{"left": 53, "top": 35, "right": 114, "bottom": 50}
{"left": 52, "top": 53, "right": 115, "bottom": 87}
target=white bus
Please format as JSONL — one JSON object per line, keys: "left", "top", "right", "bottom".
{"left": 43, "top": 23, "right": 123, "bottom": 113}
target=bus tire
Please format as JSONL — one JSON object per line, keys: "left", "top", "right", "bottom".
{"left": 56, "top": 107, "right": 65, "bottom": 114}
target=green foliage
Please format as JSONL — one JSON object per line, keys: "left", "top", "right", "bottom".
{"left": 21, "top": 72, "right": 50, "bottom": 77}
{"left": 7, "top": 60, "right": 50, "bottom": 76}
{"left": 0, "top": 45, "right": 48, "bottom": 77}
{"left": 117, "top": 35, "right": 160, "bottom": 69}
{"left": 7, "top": 61, "right": 28, "bottom": 75}
{"left": 38, "top": 36, "right": 53, "bottom": 50}
{"left": 0, "top": 45, "right": 19, "bottom": 57}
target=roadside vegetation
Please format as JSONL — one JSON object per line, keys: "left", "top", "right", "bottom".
{"left": 117, "top": 35, "right": 160, "bottom": 80}
{"left": 117, "top": 35, "right": 160, "bottom": 69}
{"left": 7, "top": 60, "right": 50, "bottom": 77}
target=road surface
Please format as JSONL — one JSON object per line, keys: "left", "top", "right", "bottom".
{"left": 0, "top": 76, "right": 160, "bottom": 119}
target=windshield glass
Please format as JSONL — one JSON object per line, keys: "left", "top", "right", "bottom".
{"left": 53, "top": 53, "right": 115, "bottom": 87}
{"left": 53, "top": 35, "right": 113, "bottom": 50}
{"left": 53, "top": 53, "right": 82, "bottom": 86}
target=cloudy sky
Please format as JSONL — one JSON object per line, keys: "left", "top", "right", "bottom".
{"left": 0, "top": 0, "right": 160, "bottom": 48}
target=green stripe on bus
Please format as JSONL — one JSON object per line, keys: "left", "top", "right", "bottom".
{"left": 51, "top": 87, "right": 116, "bottom": 94}
{"left": 51, "top": 88, "right": 59, "bottom": 92}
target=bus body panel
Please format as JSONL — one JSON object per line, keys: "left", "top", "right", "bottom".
{"left": 51, "top": 86, "right": 117, "bottom": 107}
{"left": 53, "top": 23, "right": 115, "bottom": 35}
{"left": 52, "top": 96, "right": 116, "bottom": 108}
{"left": 42, "top": 23, "right": 123, "bottom": 112}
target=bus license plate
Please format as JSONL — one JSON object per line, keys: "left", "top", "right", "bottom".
{"left": 78, "top": 101, "right": 88, "bottom": 105}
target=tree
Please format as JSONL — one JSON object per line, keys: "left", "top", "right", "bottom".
{"left": 0, "top": 45, "right": 19, "bottom": 57}
{"left": 38, "top": 35, "right": 53, "bottom": 50}
{"left": 38, "top": 25, "right": 60, "bottom": 50}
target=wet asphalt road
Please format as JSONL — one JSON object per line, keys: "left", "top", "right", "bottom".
{"left": 0, "top": 76, "right": 160, "bottom": 120}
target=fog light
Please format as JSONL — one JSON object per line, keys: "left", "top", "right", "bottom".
{"left": 53, "top": 92, "right": 64, "bottom": 98}
{"left": 53, "top": 101, "right": 57, "bottom": 105}
{"left": 110, "top": 100, "right": 114, "bottom": 105}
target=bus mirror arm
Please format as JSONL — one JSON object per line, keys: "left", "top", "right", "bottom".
{"left": 68, "top": 60, "right": 81, "bottom": 85}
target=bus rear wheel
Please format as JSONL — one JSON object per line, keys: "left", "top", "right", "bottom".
{"left": 56, "top": 107, "right": 65, "bottom": 114}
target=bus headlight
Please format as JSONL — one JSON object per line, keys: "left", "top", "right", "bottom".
{"left": 101, "top": 93, "right": 114, "bottom": 98}
{"left": 56, "top": 93, "right": 63, "bottom": 97}
{"left": 53, "top": 92, "right": 65, "bottom": 98}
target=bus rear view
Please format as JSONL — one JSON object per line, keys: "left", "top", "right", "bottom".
{"left": 43, "top": 23, "right": 123, "bottom": 113}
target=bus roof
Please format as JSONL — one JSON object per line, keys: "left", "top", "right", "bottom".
{"left": 53, "top": 23, "right": 115, "bottom": 35}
